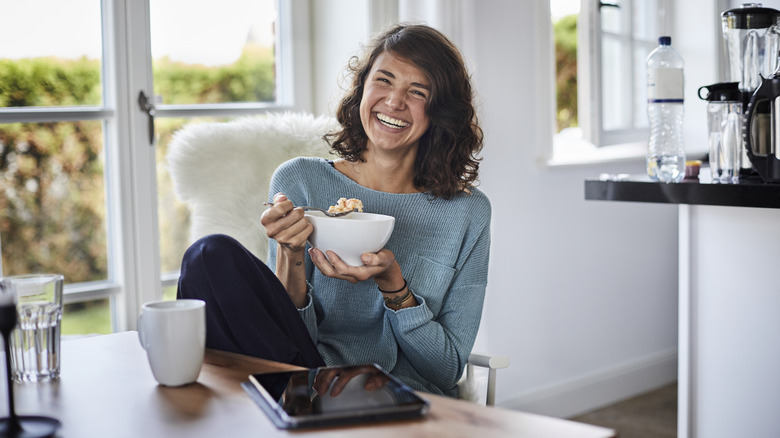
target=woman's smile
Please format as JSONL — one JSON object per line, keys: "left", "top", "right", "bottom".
{"left": 375, "top": 112, "right": 410, "bottom": 130}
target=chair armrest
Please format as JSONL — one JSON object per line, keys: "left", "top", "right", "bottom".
{"left": 465, "top": 353, "right": 509, "bottom": 407}
{"left": 467, "top": 352, "right": 510, "bottom": 370}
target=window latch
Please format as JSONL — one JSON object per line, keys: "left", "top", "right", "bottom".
{"left": 599, "top": 1, "right": 620, "bottom": 9}
{"left": 137, "top": 91, "right": 156, "bottom": 146}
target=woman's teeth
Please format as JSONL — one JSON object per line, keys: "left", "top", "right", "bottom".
{"left": 376, "top": 113, "right": 408, "bottom": 129}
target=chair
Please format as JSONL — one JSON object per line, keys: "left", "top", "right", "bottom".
{"left": 166, "top": 112, "right": 336, "bottom": 261}
{"left": 167, "top": 111, "right": 508, "bottom": 405}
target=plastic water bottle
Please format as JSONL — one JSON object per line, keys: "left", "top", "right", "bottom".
{"left": 646, "top": 36, "right": 686, "bottom": 183}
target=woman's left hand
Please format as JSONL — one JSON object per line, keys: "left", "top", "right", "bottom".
{"left": 308, "top": 248, "right": 398, "bottom": 284}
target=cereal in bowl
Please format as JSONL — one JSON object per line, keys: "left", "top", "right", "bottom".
{"left": 328, "top": 198, "right": 364, "bottom": 214}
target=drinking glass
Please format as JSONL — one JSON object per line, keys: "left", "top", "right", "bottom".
{"left": 6, "top": 274, "right": 64, "bottom": 383}
{"left": 0, "top": 278, "right": 61, "bottom": 437}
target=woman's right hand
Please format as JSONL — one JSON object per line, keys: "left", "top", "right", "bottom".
{"left": 262, "top": 193, "right": 311, "bottom": 307}
{"left": 260, "top": 193, "right": 312, "bottom": 252}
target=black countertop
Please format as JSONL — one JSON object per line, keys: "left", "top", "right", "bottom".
{"left": 584, "top": 170, "right": 780, "bottom": 209}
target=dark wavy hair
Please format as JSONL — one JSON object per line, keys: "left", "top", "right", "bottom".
{"left": 325, "top": 23, "right": 483, "bottom": 199}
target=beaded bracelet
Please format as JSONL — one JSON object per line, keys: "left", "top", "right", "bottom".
{"left": 378, "top": 278, "right": 408, "bottom": 294}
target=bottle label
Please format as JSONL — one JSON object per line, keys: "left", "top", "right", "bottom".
{"left": 647, "top": 68, "right": 683, "bottom": 102}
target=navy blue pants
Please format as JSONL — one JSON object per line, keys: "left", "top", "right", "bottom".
{"left": 177, "top": 234, "right": 325, "bottom": 369}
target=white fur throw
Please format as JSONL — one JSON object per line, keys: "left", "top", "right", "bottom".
{"left": 166, "top": 112, "right": 336, "bottom": 261}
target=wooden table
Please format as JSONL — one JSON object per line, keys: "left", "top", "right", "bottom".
{"left": 1, "top": 332, "right": 615, "bottom": 437}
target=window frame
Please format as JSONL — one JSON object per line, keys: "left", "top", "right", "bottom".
{"left": 578, "top": 0, "right": 668, "bottom": 148}
{"left": 0, "top": 0, "right": 308, "bottom": 332}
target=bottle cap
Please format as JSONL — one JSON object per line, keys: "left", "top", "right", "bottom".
{"left": 659, "top": 36, "right": 671, "bottom": 45}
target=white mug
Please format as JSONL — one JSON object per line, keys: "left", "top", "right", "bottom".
{"left": 138, "top": 299, "right": 206, "bottom": 386}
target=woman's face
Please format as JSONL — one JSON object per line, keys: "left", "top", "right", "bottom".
{"left": 359, "top": 52, "right": 431, "bottom": 156}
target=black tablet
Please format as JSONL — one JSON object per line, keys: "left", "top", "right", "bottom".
{"left": 242, "top": 363, "right": 430, "bottom": 429}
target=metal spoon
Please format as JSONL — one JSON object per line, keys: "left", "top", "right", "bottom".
{"left": 262, "top": 202, "right": 357, "bottom": 217}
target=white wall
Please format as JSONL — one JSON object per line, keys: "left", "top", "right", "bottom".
{"left": 309, "top": 0, "right": 371, "bottom": 114}
{"left": 308, "top": 0, "right": 723, "bottom": 418}
{"left": 470, "top": 1, "right": 680, "bottom": 416}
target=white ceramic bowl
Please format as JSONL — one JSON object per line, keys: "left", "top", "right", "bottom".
{"left": 305, "top": 211, "right": 395, "bottom": 266}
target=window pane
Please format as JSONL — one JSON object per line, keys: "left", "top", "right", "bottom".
{"left": 62, "top": 299, "right": 112, "bottom": 336}
{"left": 0, "top": 121, "right": 108, "bottom": 283}
{"left": 601, "top": 4, "right": 625, "bottom": 35}
{"left": 163, "top": 284, "right": 178, "bottom": 301}
{"left": 156, "top": 117, "right": 236, "bottom": 277}
{"left": 150, "top": 0, "right": 278, "bottom": 105}
{"left": 633, "top": 0, "right": 660, "bottom": 41}
{"left": 156, "top": 118, "right": 193, "bottom": 276}
{"left": 0, "top": 0, "right": 102, "bottom": 107}
{"left": 602, "top": 37, "right": 631, "bottom": 130}
{"left": 552, "top": 0, "right": 580, "bottom": 133}
{"left": 634, "top": 48, "right": 649, "bottom": 129}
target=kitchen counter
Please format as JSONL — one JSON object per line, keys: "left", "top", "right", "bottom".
{"left": 584, "top": 167, "right": 780, "bottom": 438}
{"left": 584, "top": 170, "right": 780, "bottom": 209}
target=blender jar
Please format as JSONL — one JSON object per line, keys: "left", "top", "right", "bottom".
{"left": 699, "top": 82, "right": 744, "bottom": 183}
{"left": 722, "top": 3, "right": 780, "bottom": 91}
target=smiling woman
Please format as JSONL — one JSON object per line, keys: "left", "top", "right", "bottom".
{"left": 176, "top": 23, "right": 491, "bottom": 398}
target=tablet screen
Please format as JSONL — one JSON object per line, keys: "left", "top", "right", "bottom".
{"left": 245, "top": 364, "right": 429, "bottom": 429}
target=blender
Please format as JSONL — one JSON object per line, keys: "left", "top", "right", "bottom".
{"left": 699, "top": 82, "right": 743, "bottom": 183}
{"left": 722, "top": 3, "right": 780, "bottom": 92}
{"left": 721, "top": 2, "right": 780, "bottom": 179}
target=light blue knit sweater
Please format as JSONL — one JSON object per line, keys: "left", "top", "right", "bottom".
{"left": 267, "top": 157, "right": 491, "bottom": 397}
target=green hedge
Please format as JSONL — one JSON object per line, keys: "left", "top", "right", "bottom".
{"left": 0, "top": 47, "right": 275, "bottom": 283}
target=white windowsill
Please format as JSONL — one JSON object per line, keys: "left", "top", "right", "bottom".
{"left": 547, "top": 130, "right": 647, "bottom": 168}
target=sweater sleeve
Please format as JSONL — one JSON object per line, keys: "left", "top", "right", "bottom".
{"left": 385, "top": 211, "right": 491, "bottom": 392}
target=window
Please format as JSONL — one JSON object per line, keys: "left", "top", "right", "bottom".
{"left": 0, "top": 0, "right": 306, "bottom": 333}
{"left": 0, "top": 0, "right": 113, "bottom": 333}
{"left": 552, "top": 0, "right": 666, "bottom": 148}
{"left": 149, "top": 0, "right": 286, "bottom": 299}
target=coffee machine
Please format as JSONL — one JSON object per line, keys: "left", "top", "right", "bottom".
{"left": 721, "top": 3, "right": 780, "bottom": 182}
{"left": 744, "top": 70, "right": 780, "bottom": 182}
